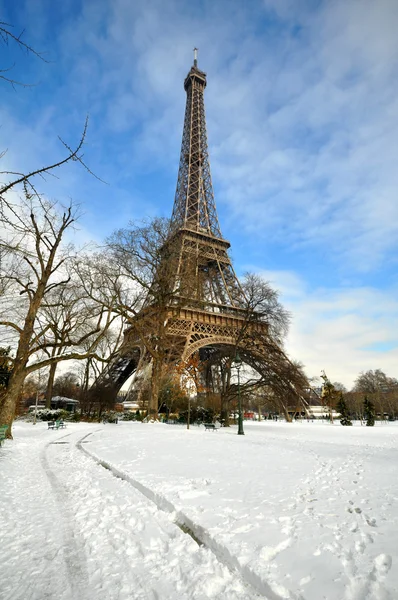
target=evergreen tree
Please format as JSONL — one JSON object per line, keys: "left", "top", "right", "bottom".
{"left": 337, "top": 393, "right": 352, "bottom": 426}
{"left": 363, "top": 396, "right": 375, "bottom": 426}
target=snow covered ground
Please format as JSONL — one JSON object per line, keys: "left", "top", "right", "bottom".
{"left": 1, "top": 420, "right": 397, "bottom": 600}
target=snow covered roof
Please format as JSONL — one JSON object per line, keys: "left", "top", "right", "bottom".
{"left": 51, "top": 396, "right": 79, "bottom": 404}
{"left": 122, "top": 402, "right": 140, "bottom": 409}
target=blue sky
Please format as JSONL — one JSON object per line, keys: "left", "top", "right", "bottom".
{"left": 2, "top": 0, "right": 398, "bottom": 387}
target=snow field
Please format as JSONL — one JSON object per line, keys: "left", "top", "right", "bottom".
{"left": 0, "top": 420, "right": 397, "bottom": 600}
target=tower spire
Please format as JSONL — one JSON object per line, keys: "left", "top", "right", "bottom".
{"left": 193, "top": 47, "right": 198, "bottom": 67}
{"left": 171, "top": 56, "right": 222, "bottom": 238}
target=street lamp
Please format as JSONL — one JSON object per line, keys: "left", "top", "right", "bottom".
{"left": 166, "top": 389, "right": 170, "bottom": 423}
{"left": 33, "top": 387, "right": 39, "bottom": 426}
{"left": 33, "top": 369, "right": 42, "bottom": 426}
{"left": 233, "top": 352, "right": 244, "bottom": 435}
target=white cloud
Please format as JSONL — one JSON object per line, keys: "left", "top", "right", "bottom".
{"left": 6, "top": 0, "right": 398, "bottom": 272}
{"left": 255, "top": 268, "right": 398, "bottom": 387}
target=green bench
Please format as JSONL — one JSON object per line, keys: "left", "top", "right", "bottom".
{"left": 0, "top": 424, "right": 8, "bottom": 445}
{"left": 204, "top": 423, "right": 218, "bottom": 431}
{"left": 48, "top": 420, "right": 66, "bottom": 430}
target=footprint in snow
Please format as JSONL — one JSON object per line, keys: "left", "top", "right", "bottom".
{"left": 354, "top": 540, "right": 366, "bottom": 554}
{"left": 374, "top": 553, "right": 392, "bottom": 577}
{"left": 365, "top": 516, "right": 377, "bottom": 527}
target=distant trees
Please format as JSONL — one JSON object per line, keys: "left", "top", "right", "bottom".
{"left": 333, "top": 382, "right": 347, "bottom": 393}
{"left": 314, "top": 369, "right": 398, "bottom": 425}
{"left": 52, "top": 371, "right": 80, "bottom": 399}
{"left": 353, "top": 369, "right": 398, "bottom": 419}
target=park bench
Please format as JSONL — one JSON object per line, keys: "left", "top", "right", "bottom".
{"left": 204, "top": 423, "right": 218, "bottom": 431}
{"left": 48, "top": 420, "right": 66, "bottom": 430}
{"left": 0, "top": 424, "right": 8, "bottom": 445}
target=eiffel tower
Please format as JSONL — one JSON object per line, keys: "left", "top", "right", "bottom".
{"left": 100, "top": 52, "right": 303, "bottom": 416}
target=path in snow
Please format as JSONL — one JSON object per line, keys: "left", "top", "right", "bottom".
{"left": 1, "top": 425, "right": 264, "bottom": 600}
{"left": 77, "top": 431, "right": 291, "bottom": 600}
{"left": 1, "top": 428, "right": 71, "bottom": 600}
{"left": 40, "top": 433, "right": 90, "bottom": 599}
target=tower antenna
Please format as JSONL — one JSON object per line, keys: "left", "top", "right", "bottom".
{"left": 193, "top": 47, "right": 198, "bottom": 67}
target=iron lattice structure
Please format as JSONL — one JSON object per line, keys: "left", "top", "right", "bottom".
{"left": 171, "top": 64, "right": 222, "bottom": 237}
{"left": 96, "top": 56, "right": 306, "bottom": 413}
{"left": 168, "top": 62, "right": 246, "bottom": 312}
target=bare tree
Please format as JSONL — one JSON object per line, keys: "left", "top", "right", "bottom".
{"left": 353, "top": 369, "right": 398, "bottom": 419}
{"left": 0, "top": 195, "right": 117, "bottom": 436}
{"left": 73, "top": 325, "right": 125, "bottom": 418}
{"left": 0, "top": 21, "right": 98, "bottom": 206}
{"left": 240, "top": 273, "right": 291, "bottom": 344}
{"left": 77, "top": 218, "right": 184, "bottom": 418}
{"left": 201, "top": 274, "right": 307, "bottom": 425}
{"left": 52, "top": 371, "right": 79, "bottom": 399}
{"left": 0, "top": 21, "right": 47, "bottom": 88}
{"left": 37, "top": 282, "right": 122, "bottom": 408}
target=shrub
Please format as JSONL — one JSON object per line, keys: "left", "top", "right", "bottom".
{"left": 364, "top": 397, "right": 375, "bottom": 427}
{"left": 337, "top": 394, "right": 352, "bottom": 426}
{"left": 122, "top": 411, "right": 136, "bottom": 421}
{"left": 36, "top": 408, "right": 63, "bottom": 421}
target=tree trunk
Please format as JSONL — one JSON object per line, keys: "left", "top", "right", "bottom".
{"left": 45, "top": 362, "right": 57, "bottom": 408}
{"left": 220, "top": 395, "right": 230, "bottom": 426}
{"left": 0, "top": 368, "right": 27, "bottom": 438}
{"left": 279, "top": 400, "right": 292, "bottom": 422}
{"left": 219, "top": 362, "right": 231, "bottom": 426}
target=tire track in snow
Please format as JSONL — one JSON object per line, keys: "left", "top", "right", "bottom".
{"left": 77, "top": 431, "right": 304, "bottom": 600}
{"left": 40, "top": 435, "right": 90, "bottom": 600}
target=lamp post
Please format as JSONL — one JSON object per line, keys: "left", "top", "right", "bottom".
{"left": 166, "top": 389, "right": 170, "bottom": 423}
{"left": 234, "top": 353, "right": 244, "bottom": 435}
{"left": 33, "top": 387, "right": 39, "bottom": 425}
{"left": 33, "top": 369, "right": 42, "bottom": 426}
